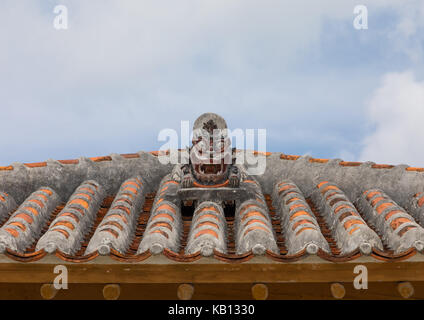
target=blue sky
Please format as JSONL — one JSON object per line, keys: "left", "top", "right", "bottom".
{"left": 1, "top": 1, "right": 424, "bottom": 166}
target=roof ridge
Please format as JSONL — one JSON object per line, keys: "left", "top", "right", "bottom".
{"left": 0, "top": 151, "right": 165, "bottom": 172}
{"left": 1, "top": 150, "right": 423, "bottom": 173}
{"left": 279, "top": 153, "right": 424, "bottom": 172}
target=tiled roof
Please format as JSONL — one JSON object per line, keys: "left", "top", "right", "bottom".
{"left": 1, "top": 150, "right": 424, "bottom": 264}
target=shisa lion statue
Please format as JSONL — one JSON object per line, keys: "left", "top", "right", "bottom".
{"left": 138, "top": 113, "right": 280, "bottom": 256}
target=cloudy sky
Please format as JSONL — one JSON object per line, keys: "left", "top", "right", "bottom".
{"left": 1, "top": 0, "right": 423, "bottom": 166}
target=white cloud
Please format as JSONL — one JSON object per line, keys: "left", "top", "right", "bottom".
{"left": 359, "top": 71, "right": 424, "bottom": 166}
